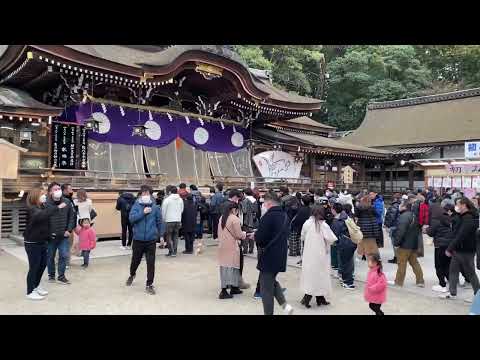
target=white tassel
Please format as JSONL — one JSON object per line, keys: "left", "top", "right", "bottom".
{"left": 167, "top": 113, "right": 173, "bottom": 122}
{"left": 220, "top": 121, "right": 225, "bottom": 130}
{"left": 232, "top": 125, "right": 236, "bottom": 133}
{"left": 148, "top": 110, "right": 153, "bottom": 121}
{"left": 198, "top": 118, "right": 204, "bottom": 126}
{"left": 119, "top": 106, "right": 125, "bottom": 116}
{"left": 101, "top": 103, "right": 107, "bottom": 113}
{"left": 185, "top": 116, "right": 190, "bottom": 124}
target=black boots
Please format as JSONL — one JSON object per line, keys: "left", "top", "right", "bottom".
{"left": 300, "top": 294, "right": 312, "bottom": 308}
{"left": 316, "top": 296, "right": 330, "bottom": 306}
{"left": 230, "top": 286, "right": 243, "bottom": 295}
{"left": 219, "top": 288, "right": 233, "bottom": 299}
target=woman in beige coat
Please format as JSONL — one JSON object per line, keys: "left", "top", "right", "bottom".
{"left": 300, "top": 205, "right": 338, "bottom": 308}
{"left": 217, "top": 202, "right": 248, "bottom": 299}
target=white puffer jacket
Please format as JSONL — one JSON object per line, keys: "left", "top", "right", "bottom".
{"left": 161, "top": 194, "right": 184, "bottom": 223}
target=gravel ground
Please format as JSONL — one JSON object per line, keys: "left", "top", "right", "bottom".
{"left": 0, "top": 244, "right": 470, "bottom": 315}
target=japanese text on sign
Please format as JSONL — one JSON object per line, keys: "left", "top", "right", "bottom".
{"left": 465, "top": 142, "right": 480, "bottom": 159}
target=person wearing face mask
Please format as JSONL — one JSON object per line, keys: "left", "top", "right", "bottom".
{"left": 440, "top": 197, "right": 480, "bottom": 302}
{"left": 61, "top": 183, "right": 76, "bottom": 268}
{"left": 23, "top": 188, "right": 66, "bottom": 300}
{"left": 254, "top": 191, "right": 293, "bottom": 315}
{"left": 126, "top": 185, "right": 164, "bottom": 295}
{"left": 44, "top": 182, "right": 76, "bottom": 285}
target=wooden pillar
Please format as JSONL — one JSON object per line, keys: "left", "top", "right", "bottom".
{"left": 323, "top": 158, "right": 328, "bottom": 188}
{"left": 0, "top": 178, "right": 2, "bottom": 243}
{"left": 337, "top": 159, "right": 343, "bottom": 185}
{"left": 408, "top": 163, "right": 415, "bottom": 190}
{"left": 380, "top": 162, "right": 386, "bottom": 194}
{"left": 310, "top": 154, "right": 315, "bottom": 181}
{"left": 358, "top": 160, "right": 366, "bottom": 189}
{"left": 390, "top": 167, "right": 394, "bottom": 193}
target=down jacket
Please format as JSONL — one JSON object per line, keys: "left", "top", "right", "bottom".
{"left": 427, "top": 211, "right": 454, "bottom": 248}
{"left": 355, "top": 205, "right": 380, "bottom": 239}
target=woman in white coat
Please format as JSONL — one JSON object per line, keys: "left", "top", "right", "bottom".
{"left": 300, "top": 205, "right": 338, "bottom": 308}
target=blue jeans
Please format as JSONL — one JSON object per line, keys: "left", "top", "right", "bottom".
{"left": 82, "top": 250, "right": 91, "bottom": 266}
{"left": 47, "top": 237, "right": 70, "bottom": 278}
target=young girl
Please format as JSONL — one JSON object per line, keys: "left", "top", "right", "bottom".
{"left": 74, "top": 218, "right": 97, "bottom": 268}
{"left": 364, "top": 253, "right": 387, "bottom": 315}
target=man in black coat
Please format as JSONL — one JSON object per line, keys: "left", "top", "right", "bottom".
{"left": 181, "top": 195, "right": 197, "bottom": 254}
{"left": 442, "top": 198, "right": 480, "bottom": 300}
{"left": 44, "top": 182, "right": 76, "bottom": 285}
{"left": 254, "top": 191, "right": 293, "bottom": 315}
{"left": 116, "top": 191, "right": 136, "bottom": 249}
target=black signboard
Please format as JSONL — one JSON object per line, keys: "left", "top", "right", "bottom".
{"left": 51, "top": 123, "right": 87, "bottom": 169}
{"left": 79, "top": 126, "right": 88, "bottom": 170}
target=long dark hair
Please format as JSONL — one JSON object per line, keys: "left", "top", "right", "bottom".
{"left": 221, "top": 201, "right": 239, "bottom": 230}
{"left": 369, "top": 253, "right": 383, "bottom": 275}
{"left": 311, "top": 204, "right": 325, "bottom": 231}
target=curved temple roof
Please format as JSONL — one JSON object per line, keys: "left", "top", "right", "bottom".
{"left": 0, "top": 45, "right": 323, "bottom": 111}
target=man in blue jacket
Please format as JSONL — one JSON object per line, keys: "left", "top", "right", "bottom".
{"left": 126, "top": 185, "right": 164, "bottom": 295}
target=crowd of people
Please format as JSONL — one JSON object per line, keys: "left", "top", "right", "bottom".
{"left": 21, "top": 180, "right": 480, "bottom": 315}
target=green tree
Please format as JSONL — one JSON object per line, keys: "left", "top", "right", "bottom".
{"left": 324, "top": 45, "right": 432, "bottom": 130}
{"left": 235, "top": 45, "right": 325, "bottom": 98}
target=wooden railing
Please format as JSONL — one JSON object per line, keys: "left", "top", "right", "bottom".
{"left": 3, "top": 168, "right": 168, "bottom": 193}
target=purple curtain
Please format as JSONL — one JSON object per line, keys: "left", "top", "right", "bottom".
{"left": 59, "top": 102, "right": 248, "bottom": 153}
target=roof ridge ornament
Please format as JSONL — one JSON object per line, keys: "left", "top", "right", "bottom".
{"left": 195, "top": 62, "right": 223, "bottom": 80}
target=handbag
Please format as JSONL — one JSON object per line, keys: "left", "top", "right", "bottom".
{"left": 90, "top": 208, "right": 97, "bottom": 220}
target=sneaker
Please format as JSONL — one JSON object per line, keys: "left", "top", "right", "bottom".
{"left": 48, "top": 277, "right": 56, "bottom": 283}
{"left": 283, "top": 303, "right": 294, "bottom": 315}
{"left": 26, "top": 292, "right": 45, "bottom": 301}
{"left": 387, "top": 280, "right": 396, "bottom": 286}
{"left": 81, "top": 264, "right": 88, "bottom": 269}
{"left": 432, "top": 285, "right": 447, "bottom": 293}
{"left": 464, "top": 296, "right": 474, "bottom": 304}
{"left": 165, "top": 253, "right": 172, "bottom": 257}
{"left": 126, "top": 275, "right": 135, "bottom": 286}
{"left": 171, "top": 254, "right": 177, "bottom": 258}
{"left": 57, "top": 276, "right": 71, "bottom": 285}
{"left": 439, "top": 292, "right": 457, "bottom": 300}
{"left": 342, "top": 283, "right": 356, "bottom": 290}
{"left": 253, "top": 291, "right": 262, "bottom": 299}
{"left": 34, "top": 287, "right": 48, "bottom": 296}
{"left": 182, "top": 250, "right": 193, "bottom": 254}
{"left": 416, "top": 283, "right": 425, "bottom": 288}
{"left": 388, "top": 258, "right": 397, "bottom": 264}
{"left": 126, "top": 246, "right": 132, "bottom": 250}
{"left": 119, "top": 246, "right": 126, "bottom": 250}
{"left": 146, "top": 285, "right": 156, "bottom": 295}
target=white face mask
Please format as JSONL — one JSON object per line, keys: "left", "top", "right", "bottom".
{"left": 454, "top": 205, "right": 461, "bottom": 213}
{"left": 141, "top": 195, "right": 152, "bottom": 204}
{"left": 53, "top": 190, "right": 62, "bottom": 200}
{"left": 40, "top": 194, "right": 47, "bottom": 204}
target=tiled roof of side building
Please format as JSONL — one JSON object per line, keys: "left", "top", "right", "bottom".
{"left": 0, "top": 86, "right": 63, "bottom": 115}
{"left": 345, "top": 88, "right": 480, "bottom": 148}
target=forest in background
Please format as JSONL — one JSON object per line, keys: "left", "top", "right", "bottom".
{"left": 235, "top": 45, "right": 480, "bottom": 131}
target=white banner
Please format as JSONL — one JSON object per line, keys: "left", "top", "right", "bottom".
{"left": 253, "top": 151, "right": 302, "bottom": 182}
{"left": 465, "top": 142, "right": 480, "bottom": 159}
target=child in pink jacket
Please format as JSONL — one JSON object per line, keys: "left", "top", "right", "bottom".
{"left": 74, "top": 218, "right": 97, "bottom": 269}
{"left": 364, "top": 253, "right": 387, "bottom": 315}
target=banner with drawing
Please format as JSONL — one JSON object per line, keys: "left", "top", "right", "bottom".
{"left": 253, "top": 151, "right": 303, "bottom": 182}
